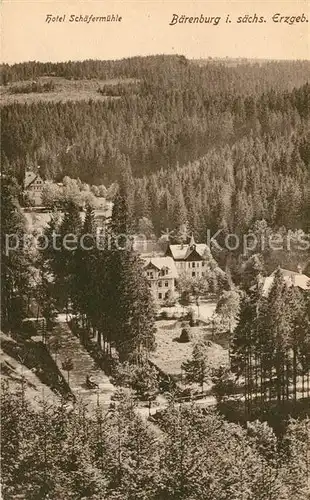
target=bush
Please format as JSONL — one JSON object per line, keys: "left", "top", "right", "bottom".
{"left": 187, "top": 308, "right": 195, "bottom": 327}
{"left": 160, "top": 310, "right": 169, "bottom": 320}
{"left": 211, "top": 366, "right": 237, "bottom": 403}
{"left": 179, "top": 327, "right": 191, "bottom": 343}
{"left": 178, "top": 387, "right": 192, "bottom": 401}
{"left": 164, "top": 299, "right": 176, "bottom": 307}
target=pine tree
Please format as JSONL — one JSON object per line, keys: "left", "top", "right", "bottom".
{"left": 262, "top": 269, "right": 292, "bottom": 404}
{"left": 230, "top": 289, "right": 259, "bottom": 414}
{"left": 283, "top": 418, "right": 310, "bottom": 500}
{"left": 108, "top": 185, "right": 156, "bottom": 361}
{"left": 70, "top": 204, "right": 97, "bottom": 329}
{"left": 1, "top": 176, "right": 30, "bottom": 331}
{"left": 56, "top": 201, "right": 82, "bottom": 313}
{"left": 215, "top": 289, "right": 240, "bottom": 334}
{"left": 286, "top": 286, "right": 309, "bottom": 401}
{"left": 293, "top": 290, "right": 310, "bottom": 399}
{"left": 171, "top": 179, "right": 188, "bottom": 232}
{"left": 182, "top": 340, "right": 210, "bottom": 393}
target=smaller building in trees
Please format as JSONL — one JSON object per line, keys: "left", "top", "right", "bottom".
{"left": 24, "top": 169, "right": 44, "bottom": 206}
{"left": 261, "top": 266, "right": 310, "bottom": 296}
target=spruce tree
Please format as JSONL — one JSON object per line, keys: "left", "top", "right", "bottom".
{"left": 262, "top": 269, "right": 292, "bottom": 404}
{"left": 70, "top": 204, "right": 97, "bottom": 328}
{"left": 230, "top": 288, "right": 260, "bottom": 413}
{"left": 108, "top": 184, "right": 155, "bottom": 361}
{"left": 57, "top": 201, "right": 82, "bottom": 313}
{"left": 1, "top": 176, "right": 30, "bottom": 331}
{"left": 182, "top": 340, "right": 210, "bottom": 393}
{"left": 286, "top": 286, "right": 309, "bottom": 400}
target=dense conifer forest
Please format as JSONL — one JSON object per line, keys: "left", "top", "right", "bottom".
{"left": 1, "top": 56, "right": 310, "bottom": 238}
{"left": 2, "top": 385, "right": 310, "bottom": 500}
{"left": 1, "top": 56, "right": 310, "bottom": 499}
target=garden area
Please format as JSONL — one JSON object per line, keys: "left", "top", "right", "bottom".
{"left": 151, "top": 317, "right": 229, "bottom": 390}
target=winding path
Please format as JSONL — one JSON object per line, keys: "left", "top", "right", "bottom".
{"left": 49, "top": 317, "right": 115, "bottom": 409}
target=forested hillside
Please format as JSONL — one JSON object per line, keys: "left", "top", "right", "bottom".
{"left": 2, "top": 58, "right": 310, "bottom": 500}
{"left": 1, "top": 55, "right": 310, "bottom": 236}
{"left": 133, "top": 128, "right": 310, "bottom": 237}
{"left": 1, "top": 56, "right": 309, "bottom": 87}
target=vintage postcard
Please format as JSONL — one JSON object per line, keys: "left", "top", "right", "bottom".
{"left": 1, "top": 0, "right": 310, "bottom": 498}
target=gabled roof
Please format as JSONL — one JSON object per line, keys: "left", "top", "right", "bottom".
{"left": 292, "top": 274, "right": 310, "bottom": 290}
{"left": 271, "top": 268, "right": 298, "bottom": 278}
{"left": 142, "top": 256, "right": 178, "bottom": 278}
{"left": 261, "top": 268, "right": 310, "bottom": 296}
{"left": 24, "top": 171, "right": 43, "bottom": 189}
{"left": 167, "top": 242, "right": 210, "bottom": 261}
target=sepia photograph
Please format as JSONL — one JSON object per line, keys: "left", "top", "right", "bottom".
{"left": 1, "top": 0, "right": 310, "bottom": 498}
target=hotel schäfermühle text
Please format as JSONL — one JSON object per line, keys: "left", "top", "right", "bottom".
{"left": 45, "top": 14, "right": 122, "bottom": 23}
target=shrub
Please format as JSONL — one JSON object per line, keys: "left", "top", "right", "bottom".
{"left": 178, "top": 387, "right": 192, "bottom": 401}
{"left": 164, "top": 299, "right": 176, "bottom": 307}
{"left": 211, "top": 366, "right": 237, "bottom": 403}
{"left": 187, "top": 308, "right": 195, "bottom": 327}
{"left": 179, "top": 327, "right": 191, "bottom": 343}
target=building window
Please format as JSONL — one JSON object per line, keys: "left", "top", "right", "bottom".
{"left": 202, "top": 261, "right": 205, "bottom": 267}
{"left": 158, "top": 293, "right": 162, "bottom": 299}
{"left": 196, "top": 262, "right": 199, "bottom": 267}
{"left": 158, "top": 281, "right": 162, "bottom": 287}
{"left": 165, "top": 281, "right": 169, "bottom": 287}
{"left": 165, "top": 292, "right": 169, "bottom": 299}
{"left": 192, "top": 272, "right": 196, "bottom": 277}
{"left": 192, "top": 262, "right": 195, "bottom": 268}
{"left": 202, "top": 272, "right": 205, "bottom": 276}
